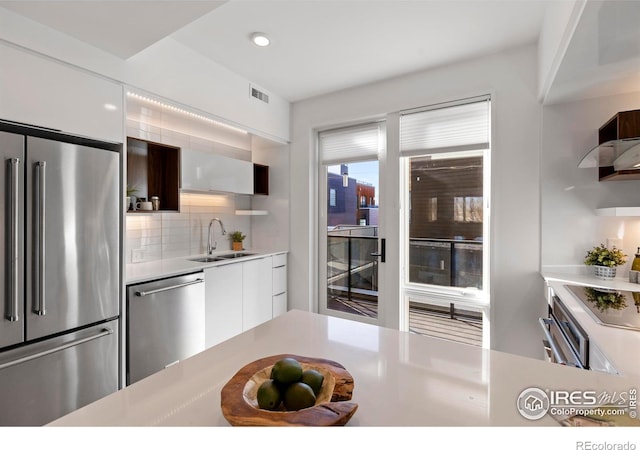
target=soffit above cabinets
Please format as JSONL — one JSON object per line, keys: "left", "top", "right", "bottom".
{"left": 126, "top": 91, "right": 252, "bottom": 154}
{"left": 546, "top": 0, "right": 640, "bottom": 105}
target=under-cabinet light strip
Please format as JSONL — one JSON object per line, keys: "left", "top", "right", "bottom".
{"left": 126, "top": 92, "right": 248, "bottom": 135}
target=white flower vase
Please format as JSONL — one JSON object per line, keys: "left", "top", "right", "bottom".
{"left": 593, "top": 265, "right": 616, "bottom": 280}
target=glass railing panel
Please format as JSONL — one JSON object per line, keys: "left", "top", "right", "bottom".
{"left": 327, "top": 234, "right": 379, "bottom": 318}
{"left": 409, "top": 238, "right": 482, "bottom": 289}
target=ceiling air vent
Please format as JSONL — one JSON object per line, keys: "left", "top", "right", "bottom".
{"left": 250, "top": 85, "right": 269, "bottom": 104}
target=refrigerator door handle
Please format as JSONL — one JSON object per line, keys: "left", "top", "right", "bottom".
{"left": 6, "top": 158, "right": 20, "bottom": 321}
{"left": 0, "top": 327, "right": 113, "bottom": 371}
{"left": 33, "top": 161, "right": 46, "bottom": 316}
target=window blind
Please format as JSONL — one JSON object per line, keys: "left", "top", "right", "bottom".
{"left": 319, "top": 122, "right": 385, "bottom": 164}
{"left": 400, "top": 96, "right": 490, "bottom": 156}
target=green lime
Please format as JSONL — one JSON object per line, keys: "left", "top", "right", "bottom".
{"left": 301, "top": 369, "right": 324, "bottom": 395}
{"left": 283, "top": 382, "right": 316, "bottom": 411}
{"left": 270, "top": 357, "right": 303, "bottom": 385}
{"left": 256, "top": 380, "right": 282, "bottom": 411}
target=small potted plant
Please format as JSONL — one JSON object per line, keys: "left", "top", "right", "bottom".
{"left": 584, "top": 243, "right": 627, "bottom": 280}
{"left": 230, "top": 231, "right": 246, "bottom": 251}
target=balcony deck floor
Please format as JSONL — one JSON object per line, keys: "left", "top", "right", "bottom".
{"left": 328, "top": 295, "right": 483, "bottom": 347}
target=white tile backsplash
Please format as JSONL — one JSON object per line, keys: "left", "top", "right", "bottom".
{"left": 125, "top": 193, "right": 252, "bottom": 264}
{"left": 125, "top": 96, "right": 260, "bottom": 264}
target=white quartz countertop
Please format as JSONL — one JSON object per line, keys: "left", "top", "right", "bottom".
{"left": 541, "top": 272, "right": 640, "bottom": 379}
{"left": 48, "top": 310, "right": 640, "bottom": 427}
{"left": 126, "top": 249, "right": 287, "bottom": 284}
{"left": 541, "top": 270, "right": 640, "bottom": 293}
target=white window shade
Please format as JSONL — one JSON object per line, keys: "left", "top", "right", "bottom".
{"left": 319, "top": 122, "right": 385, "bottom": 164}
{"left": 400, "top": 97, "right": 490, "bottom": 156}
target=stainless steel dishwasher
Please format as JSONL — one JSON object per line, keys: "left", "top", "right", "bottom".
{"left": 126, "top": 272, "right": 205, "bottom": 385}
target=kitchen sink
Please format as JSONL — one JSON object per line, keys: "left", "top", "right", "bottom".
{"left": 188, "top": 253, "right": 256, "bottom": 263}
{"left": 216, "top": 252, "right": 255, "bottom": 259}
{"left": 188, "top": 256, "right": 225, "bottom": 263}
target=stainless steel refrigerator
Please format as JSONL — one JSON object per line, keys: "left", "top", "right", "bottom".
{"left": 0, "top": 123, "right": 121, "bottom": 426}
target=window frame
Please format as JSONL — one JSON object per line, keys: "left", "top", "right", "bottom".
{"left": 399, "top": 96, "right": 491, "bottom": 304}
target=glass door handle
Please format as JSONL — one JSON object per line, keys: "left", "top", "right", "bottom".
{"left": 370, "top": 238, "right": 386, "bottom": 263}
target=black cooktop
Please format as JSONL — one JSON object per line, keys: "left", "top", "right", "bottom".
{"left": 564, "top": 284, "right": 640, "bottom": 331}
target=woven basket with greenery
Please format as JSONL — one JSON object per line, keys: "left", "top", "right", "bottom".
{"left": 584, "top": 244, "right": 627, "bottom": 267}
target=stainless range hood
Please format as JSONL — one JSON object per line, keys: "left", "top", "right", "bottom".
{"left": 578, "top": 109, "right": 640, "bottom": 181}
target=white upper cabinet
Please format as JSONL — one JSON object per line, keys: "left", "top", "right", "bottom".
{"left": 182, "top": 149, "right": 253, "bottom": 195}
{"left": 0, "top": 44, "right": 123, "bottom": 143}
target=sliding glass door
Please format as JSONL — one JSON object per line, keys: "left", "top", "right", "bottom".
{"left": 315, "top": 96, "right": 490, "bottom": 341}
{"left": 318, "top": 123, "right": 386, "bottom": 325}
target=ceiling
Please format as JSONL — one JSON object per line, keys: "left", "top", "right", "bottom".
{"left": 0, "top": 0, "right": 551, "bottom": 103}
{"left": 2, "top": 0, "right": 638, "bottom": 106}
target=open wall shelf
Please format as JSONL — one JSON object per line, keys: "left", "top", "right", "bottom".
{"left": 127, "top": 137, "right": 180, "bottom": 212}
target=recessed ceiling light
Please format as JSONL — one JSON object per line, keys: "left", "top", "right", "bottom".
{"left": 250, "top": 32, "right": 270, "bottom": 47}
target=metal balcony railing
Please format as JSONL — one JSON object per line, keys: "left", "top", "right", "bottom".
{"left": 327, "top": 231, "right": 379, "bottom": 305}
{"left": 409, "top": 238, "right": 483, "bottom": 289}
{"left": 326, "top": 230, "right": 483, "bottom": 313}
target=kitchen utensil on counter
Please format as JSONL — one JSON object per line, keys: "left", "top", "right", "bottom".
{"left": 136, "top": 201, "right": 152, "bottom": 211}
{"left": 151, "top": 196, "right": 160, "bottom": 211}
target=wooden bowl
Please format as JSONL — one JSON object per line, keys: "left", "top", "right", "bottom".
{"left": 221, "top": 354, "right": 357, "bottom": 426}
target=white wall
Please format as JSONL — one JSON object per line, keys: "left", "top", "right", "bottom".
{"left": 541, "top": 91, "right": 640, "bottom": 273}
{"left": 0, "top": 6, "right": 290, "bottom": 143}
{"left": 250, "top": 137, "right": 291, "bottom": 253}
{"left": 290, "top": 44, "right": 543, "bottom": 358}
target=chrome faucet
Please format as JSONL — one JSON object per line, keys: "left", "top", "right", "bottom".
{"left": 207, "top": 218, "right": 227, "bottom": 255}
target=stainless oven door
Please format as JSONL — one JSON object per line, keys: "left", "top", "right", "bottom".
{"left": 539, "top": 317, "right": 584, "bottom": 368}
{"left": 552, "top": 295, "right": 589, "bottom": 367}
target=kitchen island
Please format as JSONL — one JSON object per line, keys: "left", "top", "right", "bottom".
{"left": 49, "top": 310, "right": 640, "bottom": 427}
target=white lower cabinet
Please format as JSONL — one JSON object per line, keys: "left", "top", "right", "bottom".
{"left": 272, "top": 253, "right": 287, "bottom": 318}
{"left": 204, "top": 263, "right": 243, "bottom": 348}
{"left": 242, "top": 257, "right": 273, "bottom": 331}
{"left": 273, "top": 293, "right": 287, "bottom": 317}
{"left": 204, "top": 255, "right": 286, "bottom": 348}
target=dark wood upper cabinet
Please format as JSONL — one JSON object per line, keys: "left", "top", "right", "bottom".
{"left": 127, "top": 137, "right": 181, "bottom": 212}
{"left": 599, "top": 110, "right": 640, "bottom": 143}
{"left": 580, "top": 109, "right": 640, "bottom": 181}
{"left": 253, "top": 163, "right": 269, "bottom": 195}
